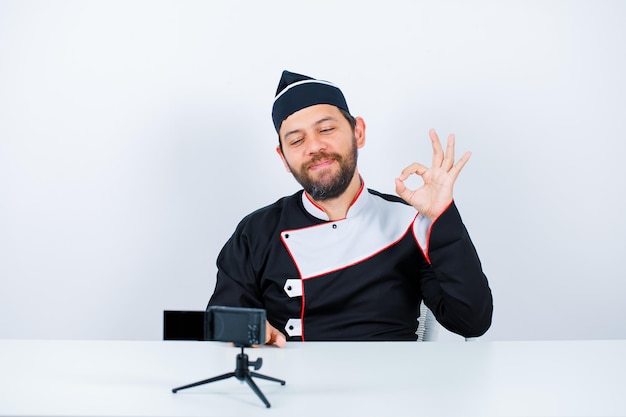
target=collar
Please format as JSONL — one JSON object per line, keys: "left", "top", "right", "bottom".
{"left": 301, "top": 179, "right": 368, "bottom": 221}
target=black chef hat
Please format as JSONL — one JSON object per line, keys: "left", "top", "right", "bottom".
{"left": 271, "top": 70, "right": 350, "bottom": 132}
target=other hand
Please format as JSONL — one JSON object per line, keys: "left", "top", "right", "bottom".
{"left": 265, "top": 321, "right": 286, "bottom": 347}
{"left": 395, "top": 129, "right": 471, "bottom": 221}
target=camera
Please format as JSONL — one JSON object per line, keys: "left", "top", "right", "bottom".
{"left": 164, "top": 306, "right": 266, "bottom": 347}
{"left": 206, "top": 306, "right": 266, "bottom": 346}
{"left": 168, "top": 306, "right": 284, "bottom": 407}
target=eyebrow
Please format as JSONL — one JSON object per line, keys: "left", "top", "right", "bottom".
{"left": 283, "top": 116, "right": 339, "bottom": 140}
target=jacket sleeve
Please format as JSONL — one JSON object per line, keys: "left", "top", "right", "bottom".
{"left": 420, "top": 202, "right": 493, "bottom": 338}
{"left": 207, "top": 219, "right": 264, "bottom": 310}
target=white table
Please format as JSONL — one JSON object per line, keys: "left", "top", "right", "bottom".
{"left": 0, "top": 339, "right": 625, "bottom": 416}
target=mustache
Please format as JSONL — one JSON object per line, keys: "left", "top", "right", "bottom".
{"left": 305, "top": 151, "right": 342, "bottom": 169}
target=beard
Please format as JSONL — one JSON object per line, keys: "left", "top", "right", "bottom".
{"left": 287, "top": 136, "right": 358, "bottom": 201}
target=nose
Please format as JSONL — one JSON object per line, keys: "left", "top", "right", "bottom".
{"left": 306, "top": 133, "right": 327, "bottom": 155}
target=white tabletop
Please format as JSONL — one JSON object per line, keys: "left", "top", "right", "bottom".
{"left": 0, "top": 339, "right": 625, "bottom": 416}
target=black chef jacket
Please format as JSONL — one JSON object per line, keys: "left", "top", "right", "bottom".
{"left": 209, "top": 182, "right": 492, "bottom": 341}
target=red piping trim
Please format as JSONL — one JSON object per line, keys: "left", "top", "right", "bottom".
{"left": 300, "top": 280, "right": 305, "bottom": 342}
{"left": 280, "top": 232, "right": 305, "bottom": 279}
{"left": 280, "top": 231, "right": 306, "bottom": 341}
{"left": 298, "top": 215, "right": 418, "bottom": 280}
{"left": 304, "top": 192, "right": 325, "bottom": 213}
{"left": 349, "top": 179, "right": 365, "bottom": 207}
{"left": 412, "top": 220, "right": 431, "bottom": 264}
{"left": 412, "top": 200, "right": 454, "bottom": 264}
{"left": 303, "top": 176, "right": 366, "bottom": 218}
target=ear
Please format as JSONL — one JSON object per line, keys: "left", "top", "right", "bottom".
{"left": 276, "top": 146, "right": 292, "bottom": 173}
{"left": 354, "top": 117, "right": 366, "bottom": 149}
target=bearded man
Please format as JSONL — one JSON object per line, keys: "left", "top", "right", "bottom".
{"left": 208, "top": 70, "right": 493, "bottom": 346}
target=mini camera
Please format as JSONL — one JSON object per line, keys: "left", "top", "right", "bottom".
{"left": 168, "top": 306, "right": 284, "bottom": 407}
{"left": 206, "top": 306, "right": 266, "bottom": 346}
{"left": 164, "top": 306, "right": 266, "bottom": 347}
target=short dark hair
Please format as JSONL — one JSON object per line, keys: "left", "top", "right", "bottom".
{"left": 278, "top": 108, "right": 357, "bottom": 151}
{"left": 340, "top": 109, "right": 357, "bottom": 131}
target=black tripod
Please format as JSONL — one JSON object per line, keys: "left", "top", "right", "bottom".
{"left": 172, "top": 346, "right": 286, "bottom": 408}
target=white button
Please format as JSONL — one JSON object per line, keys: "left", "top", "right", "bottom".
{"left": 285, "top": 319, "right": 302, "bottom": 337}
{"left": 283, "top": 279, "right": 302, "bottom": 298}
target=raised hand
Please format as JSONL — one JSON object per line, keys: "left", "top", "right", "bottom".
{"left": 395, "top": 129, "right": 471, "bottom": 221}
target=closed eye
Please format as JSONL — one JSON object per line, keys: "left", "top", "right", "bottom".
{"left": 289, "top": 137, "right": 304, "bottom": 146}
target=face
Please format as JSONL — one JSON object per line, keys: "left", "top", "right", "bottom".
{"left": 277, "top": 104, "right": 366, "bottom": 201}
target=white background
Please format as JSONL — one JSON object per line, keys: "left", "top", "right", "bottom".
{"left": 1, "top": 0, "right": 624, "bottom": 341}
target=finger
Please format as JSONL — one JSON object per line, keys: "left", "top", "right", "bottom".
{"left": 449, "top": 151, "right": 472, "bottom": 180}
{"left": 265, "top": 320, "right": 274, "bottom": 345}
{"left": 395, "top": 177, "right": 407, "bottom": 195}
{"left": 429, "top": 129, "right": 444, "bottom": 168}
{"left": 275, "top": 332, "right": 286, "bottom": 347}
{"left": 395, "top": 177, "right": 416, "bottom": 204}
{"left": 398, "top": 162, "right": 429, "bottom": 181}
{"left": 269, "top": 330, "right": 286, "bottom": 347}
{"left": 442, "top": 134, "right": 456, "bottom": 171}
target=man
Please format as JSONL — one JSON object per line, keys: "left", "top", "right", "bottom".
{"left": 209, "top": 70, "right": 492, "bottom": 346}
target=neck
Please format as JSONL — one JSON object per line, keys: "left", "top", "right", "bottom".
{"left": 308, "top": 172, "right": 362, "bottom": 221}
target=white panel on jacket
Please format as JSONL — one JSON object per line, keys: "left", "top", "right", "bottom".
{"left": 282, "top": 191, "right": 425, "bottom": 279}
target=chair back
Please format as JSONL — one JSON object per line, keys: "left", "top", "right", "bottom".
{"left": 417, "top": 301, "right": 439, "bottom": 341}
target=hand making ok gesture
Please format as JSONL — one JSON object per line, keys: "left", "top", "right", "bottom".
{"left": 395, "top": 129, "right": 471, "bottom": 221}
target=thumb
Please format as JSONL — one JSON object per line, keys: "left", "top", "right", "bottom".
{"left": 395, "top": 177, "right": 413, "bottom": 202}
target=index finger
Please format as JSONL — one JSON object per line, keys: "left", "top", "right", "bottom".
{"left": 398, "top": 162, "right": 428, "bottom": 181}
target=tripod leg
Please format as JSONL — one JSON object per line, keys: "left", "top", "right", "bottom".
{"left": 243, "top": 375, "right": 271, "bottom": 408}
{"left": 172, "top": 372, "right": 235, "bottom": 393}
{"left": 250, "top": 371, "right": 286, "bottom": 385}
